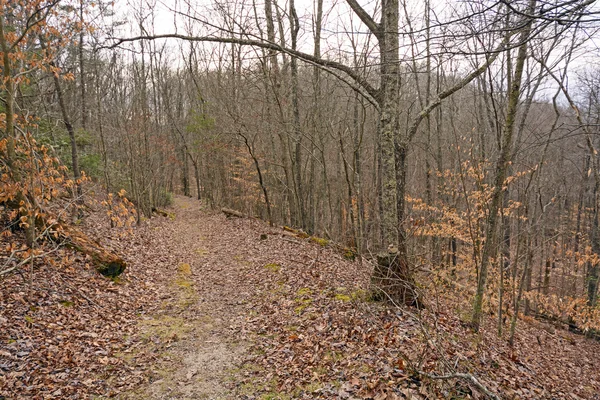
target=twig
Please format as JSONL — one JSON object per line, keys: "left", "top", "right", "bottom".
{"left": 0, "top": 249, "right": 26, "bottom": 275}
{"left": 418, "top": 371, "right": 501, "bottom": 400}
{"left": 0, "top": 245, "right": 62, "bottom": 276}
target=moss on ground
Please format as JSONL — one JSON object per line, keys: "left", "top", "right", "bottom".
{"left": 309, "top": 236, "right": 329, "bottom": 247}
{"left": 264, "top": 263, "right": 281, "bottom": 273}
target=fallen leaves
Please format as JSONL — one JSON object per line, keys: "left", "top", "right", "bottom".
{"left": 3, "top": 195, "right": 600, "bottom": 399}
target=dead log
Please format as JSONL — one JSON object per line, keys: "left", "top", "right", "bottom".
{"left": 152, "top": 208, "right": 169, "bottom": 217}
{"left": 221, "top": 207, "right": 246, "bottom": 218}
{"left": 6, "top": 201, "right": 126, "bottom": 278}
{"left": 282, "top": 225, "right": 309, "bottom": 239}
{"left": 56, "top": 223, "right": 126, "bottom": 278}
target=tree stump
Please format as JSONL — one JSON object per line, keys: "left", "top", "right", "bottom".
{"left": 371, "top": 250, "right": 418, "bottom": 306}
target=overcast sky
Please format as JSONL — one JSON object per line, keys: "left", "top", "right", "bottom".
{"left": 106, "top": 0, "right": 600, "bottom": 99}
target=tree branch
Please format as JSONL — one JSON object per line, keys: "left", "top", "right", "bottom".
{"left": 106, "top": 34, "right": 381, "bottom": 104}
{"left": 418, "top": 371, "right": 501, "bottom": 400}
{"left": 344, "top": 0, "right": 382, "bottom": 39}
{"left": 406, "top": 36, "right": 509, "bottom": 143}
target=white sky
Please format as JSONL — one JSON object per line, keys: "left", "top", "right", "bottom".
{"left": 104, "top": 0, "right": 600, "bottom": 99}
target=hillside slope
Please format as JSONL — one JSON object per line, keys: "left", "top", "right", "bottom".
{"left": 2, "top": 196, "right": 600, "bottom": 399}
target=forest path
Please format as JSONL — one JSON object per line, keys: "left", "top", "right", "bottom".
{"left": 94, "top": 195, "right": 600, "bottom": 400}
{"left": 120, "top": 196, "right": 259, "bottom": 399}
{"left": 114, "top": 193, "right": 379, "bottom": 400}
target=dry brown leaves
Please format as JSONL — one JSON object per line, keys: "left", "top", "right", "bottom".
{"left": 3, "top": 196, "right": 600, "bottom": 399}
{"left": 0, "top": 198, "right": 172, "bottom": 399}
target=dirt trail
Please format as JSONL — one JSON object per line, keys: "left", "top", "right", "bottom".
{"left": 114, "top": 193, "right": 376, "bottom": 400}
{"left": 118, "top": 196, "right": 600, "bottom": 400}
{"left": 120, "top": 196, "right": 258, "bottom": 399}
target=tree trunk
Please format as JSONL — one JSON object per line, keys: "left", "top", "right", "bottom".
{"left": 289, "top": 0, "right": 305, "bottom": 230}
{"left": 193, "top": 159, "right": 202, "bottom": 201}
{"left": 60, "top": 223, "right": 126, "bottom": 278}
{"left": 472, "top": 0, "right": 537, "bottom": 331}
{"left": 182, "top": 148, "right": 190, "bottom": 197}
{"left": 79, "top": 0, "right": 87, "bottom": 130}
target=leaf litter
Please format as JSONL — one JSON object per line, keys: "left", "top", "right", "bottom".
{"left": 2, "top": 195, "right": 600, "bottom": 399}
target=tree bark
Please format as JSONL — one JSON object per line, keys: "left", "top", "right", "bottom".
{"left": 472, "top": 0, "right": 537, "bottom": 331}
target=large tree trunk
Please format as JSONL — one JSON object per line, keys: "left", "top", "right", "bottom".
{"left": 289, "top": 0, "right": 305, "bottom": 231}
{"left": 378, "top": 0, "right": 400, "bottom": 248}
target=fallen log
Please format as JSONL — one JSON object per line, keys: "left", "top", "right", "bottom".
{"left": 4, "top": 198, "right": 126, "bottom": 278}
{"left": 221, "top": 207, "right": 246, "bottom": 218}
{"left": 152, "top": 208, "right": 169, "bottom": 217}
{"left": 282, "top": 225, "right": 309, "bottom": 239}
{"left": 52, "top": 222, "right": 126, "bottom": 278}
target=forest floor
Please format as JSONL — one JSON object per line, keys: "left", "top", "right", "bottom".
{"left": 2, "top": 195, "right": 600, "bottom": 399}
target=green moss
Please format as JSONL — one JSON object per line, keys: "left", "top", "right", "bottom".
{"left": 343, "top": 248, "right": 356, "bottom": 260}
{"left": 283, "top": 226, "right": 309, "bottom": 239}
{"left": 309, "top": 236, "right": 329, "bottom": 247}
{"left": 330, "top": 287, "right": 367, "bottom": 303}
{"left": 293, "top": 288, "right": 314, "bottom": 314}
{"left": 59, "top": 300, "right": 74, "bottom": 307}
{"left": 294, "top": 300, "right": 311, "bottom": 314}
{"left": 264, "top": 263, "right": 281, "bottom": 273}
{"left": 350, "top": 289, "right": 368, "bottom": 301}
{"left": 178, "top": 263, "right": 192, "bottom": 275}
{"left": 297, "top": 287, "right": 312, "bottom": 296}
{"left": 334, "top": 294, "right": 352, "bottom": 302}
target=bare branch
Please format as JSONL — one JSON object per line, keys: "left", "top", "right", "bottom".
{"left": 419, "top": 371, "right": 501, "bottom": 400}
{"left": 406, "top": 36, "right": 509, "bottom": 142}
{"left": 344, "top": 0, "right": 382, "bottom": 39}
{"left": 106, "top": 34, "right": 381, "bottom": 103}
